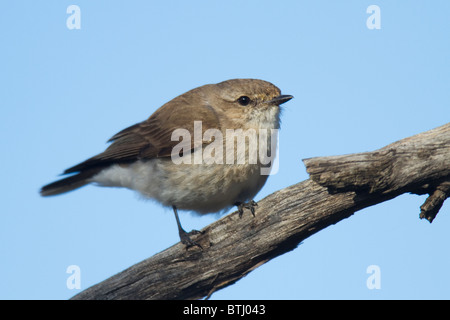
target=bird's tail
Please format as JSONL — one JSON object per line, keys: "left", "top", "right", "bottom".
{"left": 40, "top": 169, "right": 100, "bottom": 197}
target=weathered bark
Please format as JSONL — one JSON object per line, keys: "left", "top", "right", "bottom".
{"left": 71, "top": 123, "right": 450, "bottom": 300}
{"left": 303, "top": 123, "right": 450, "bottom": 222}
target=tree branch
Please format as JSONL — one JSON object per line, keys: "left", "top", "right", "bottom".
{"left": 71, "top": 123, "right": 450, "bottom": 300}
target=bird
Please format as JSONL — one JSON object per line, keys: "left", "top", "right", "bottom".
{"left": 40, "top": 79, "right": 293, "bottom": 248}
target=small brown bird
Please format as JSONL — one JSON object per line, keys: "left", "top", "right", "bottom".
{"left": 40, "top": 79, "right": 293, "bottom": 247}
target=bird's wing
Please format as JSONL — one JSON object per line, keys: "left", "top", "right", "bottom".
{"left": 63, "top": 102, "right": 221, "bottom": 174}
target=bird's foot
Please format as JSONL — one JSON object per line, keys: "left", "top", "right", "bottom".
{"left": 235, "top": 200, "right": 258, "bottom": 218}
{"left": 179, "top": 228, "right": 204, "bottom": 250}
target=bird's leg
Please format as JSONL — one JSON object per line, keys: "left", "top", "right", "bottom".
{"left": 234, "top": 200, "right": 258, "bottom": 218}
{"left": 172, "top": 206, "right": 203, "bottom": 249}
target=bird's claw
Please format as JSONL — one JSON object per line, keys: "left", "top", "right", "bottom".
{"left": 235, "top": 200, "right": 258, "bottom": 218}
{"left": 179, "top": 229, "right": 204, "bottom": 250}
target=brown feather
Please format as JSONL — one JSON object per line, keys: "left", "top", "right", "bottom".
{"left": 63, "top": 91, "right": 221, "bottom": 174}
{"left": 40, "top": 168, "right": 103, "bottom": 196}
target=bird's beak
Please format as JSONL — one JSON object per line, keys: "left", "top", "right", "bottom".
{"left": 267, "top": 95, "right": 293, "bottom": 105}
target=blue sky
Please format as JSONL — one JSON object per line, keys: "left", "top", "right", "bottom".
{"left": 1, "top": 1, "right": 449, "bottom": 299}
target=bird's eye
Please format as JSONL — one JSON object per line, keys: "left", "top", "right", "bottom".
{"left": 237, "top": 96, "right": 251, "bottom": 106}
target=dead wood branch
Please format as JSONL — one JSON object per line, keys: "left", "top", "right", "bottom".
{"left": 71, "top": 123, "right": 450, "bottom": 300}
